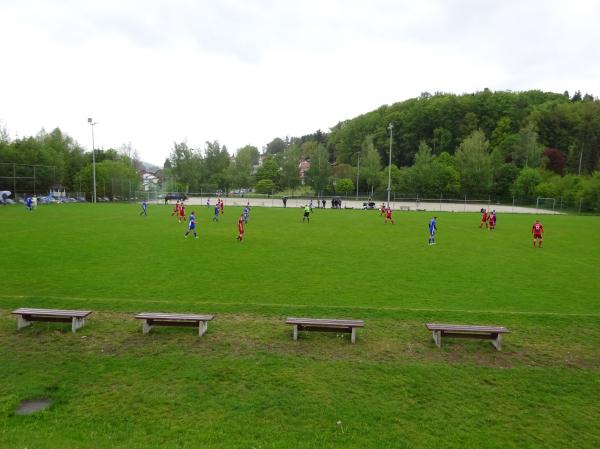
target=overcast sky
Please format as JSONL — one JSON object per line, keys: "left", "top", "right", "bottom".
{"left": 1, "top": 0, "right": 599, "bottom": 166}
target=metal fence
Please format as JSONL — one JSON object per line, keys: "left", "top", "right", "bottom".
{"left": 133, "top": 191, "right": 595, "bottom": 215}
{"left": 2, "top": 185, "right": 596, "bottom": 214}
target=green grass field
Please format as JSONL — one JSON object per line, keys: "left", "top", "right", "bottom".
{"left": 1, "top": 204, "right": 599, "bottom": 448}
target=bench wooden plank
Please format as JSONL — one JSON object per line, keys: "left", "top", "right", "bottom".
{"left": 12, "top": 308, "right": 92, "bottom": 333}
{"left": 425, "top": 323, "right": 509, "bottom": 351}
{"left": 426, "top": 323, "right": 509, "bottom": 333}
{"left": 135, "top": 313, "right": 214, "bottom": 321}
{"left": 12, "top": 308, "right": 92, "bottom": 318}
{"left": 286, "top": 317, "right": 364, "bottom": 343}
{"left": 135, "top": 312, "right": 214, "bottom": 337}
{"left": 286, "top": 317, "right": 364, "bottom": 327}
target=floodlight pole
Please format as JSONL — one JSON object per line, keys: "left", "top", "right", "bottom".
{"left": 387, "top": 123, "right": 393, "bottom": 206}
{"left": 355, "top": 152, "right": 360, "bottom": 199}
{"left": 88, "top": 118, "right": 98, "bottom": 203}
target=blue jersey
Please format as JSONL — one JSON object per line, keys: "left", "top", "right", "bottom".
{"left": 214, "top": 206, "right": 219, "bottom": 215}
{"left": 142, "top": 201, "right": 147, "bottom": 209}
{"left": 188, "top": 213, "right": 196, "bottom": 228}
{"left": 429, "top": 218, "right": 437, "bottom": 234}
{"left": 243, "top": 207, "right": 249, "bottom": 217}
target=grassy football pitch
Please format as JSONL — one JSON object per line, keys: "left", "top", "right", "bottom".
{"left": 1, "top": 204, "right": 599, "bottom": 448}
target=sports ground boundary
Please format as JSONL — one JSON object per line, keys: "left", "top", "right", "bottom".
{"left": 174, "top": 197, "right": 561, "bottom": 214}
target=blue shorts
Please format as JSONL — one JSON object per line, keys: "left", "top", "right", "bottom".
{"left": 189, "top": 224, "right": 196, "bottom": 230}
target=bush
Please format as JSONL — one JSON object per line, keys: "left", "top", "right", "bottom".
{"left": 581, "top": 172, "right": 600, "bottom": 212}
{"left": 335, "top": 178, "right": 354, "bottom": 194}
{"left": 511, "top": 168, "right": 542, "bottom": 198}
{"left": 254, "top": 179, "right": 276, "bottom": 194}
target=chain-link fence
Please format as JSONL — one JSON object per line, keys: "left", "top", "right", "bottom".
{"left": 2, "top": 180, "right": 597, "bottom": 214}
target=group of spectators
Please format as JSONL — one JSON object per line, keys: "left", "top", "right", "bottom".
{"left": 283, "top": 197, "right": 344, "bottom": 209}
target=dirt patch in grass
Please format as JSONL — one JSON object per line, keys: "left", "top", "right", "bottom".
{"left": 15, "top": 398, "right": 52, "bottom": 415}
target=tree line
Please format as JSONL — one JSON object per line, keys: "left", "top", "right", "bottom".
{"left": 0, "top": 127, "right": 139, "bottom": 198}
{"left": 165, "top": 90, "right": 599, "bottom": 210}
{"left": 1, "top": 89, "right": 599, "bottom": 211}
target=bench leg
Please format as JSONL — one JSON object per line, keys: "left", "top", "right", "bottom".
{"left": 71, "top": 317, "right": 85, "bottom": 333}
{"left": 292, "top": 324, "right": 298, "bottom": 341}
{"left": 351, "top": 327, "right": 357, "bottom": 344}
{"left": 491, "top": 333, "right": 502, "bottom": 351}
{"left": 432, "top": 331, "right": 441, "bottom": 348}
{"left": 142, "top": 320, "right": 152, "bottom": 335}
{"left": 17, "top": 315, "right": 31, "bottom": 330}
{"left": 199, "top": 321, "right": 208, "bottom": 337}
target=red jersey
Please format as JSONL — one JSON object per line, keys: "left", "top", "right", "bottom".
{"left": 482, "top": 212, "right": 488, "bottom": 221}
{"left": 238, "top": 217, "right": 244, "bottom": 233}
{"left": 386, "top": 209, "right": 393, "bottom": 219}
{"left": 179, "top": 205, "right": 185, "bottom": 216}
{"left": 532, "top": 223, "right": 544, "bottom": 235}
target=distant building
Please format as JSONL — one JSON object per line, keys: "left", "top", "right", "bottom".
{"left": 299, "top": 159, "right": 311, "bottom": 185}
{"left": 140, "top": 170, "right": 160, "bottom": 191}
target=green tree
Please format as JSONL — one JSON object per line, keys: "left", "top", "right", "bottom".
{"left": 168, "top": 142, "right": 203, "bottom": 191}
{"left": 304, "top": 144, "right": 331, "bottom": 194}
{"left": 255, "top": 179, "right": 276, "bottom": 194}
{"left": 335, "top": 178, "right": 354, "bottom": 195}
{"left": 204, "top": 141, "right": 230, "bottom": 181}
{"left": 581, "top": 171, "right": 600, "bottom": 212}
{"left": 455, "top": 130, "right": 492, "bottom": 196}
{"left": 511, "top": 167, "right": 542, "bottom": 198}
{"left": 490, "top": 116, "right": 513, "bottom": 148}
{"left": 76, "top": 160, "right": 138, "bottom": 199}
{"left": 361, "top": 137, "right": 381, "bottom": 194}
{"left": 431, "top": 158, "right": 460, "bottom": 195}
{"left": 432, "top": 127, "right": 453, "bottom": 154}
{"left": 229, "top": 145, "right": 259, "bottom": 189}
{"left": 255, "top": 159, "right": 280, "bottom": 186}
{"left": 512, "top": 124, "right": 543, "bottom": 168}
{"left": 280, "top": 145, "right": 302, "bottom": 190}
{"left": 492, "top": 163, "right": 519, "bottom": 197}
{"left": 459, "top": 112, "right": 479, "bottom": 137}
{"left": 266, "top": 137, "right": 286, "bottom": 155}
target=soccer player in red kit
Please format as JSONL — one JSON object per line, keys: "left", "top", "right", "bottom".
{"left": 532, "top": 219, "right": 544, "bottom": 248}
{"left": 489, "top": 210, "right": 496, "bottom": 230}
{"left": 172, "top": 201, "right": 180, "bottom": 217}
{"left": 237, "top": 213, "right": 245, "bottom": 242}
{"left": 380, "top": 203, "right": 386, "bottom": 216}
{"left": 178, "top": 203, "right": 186, "bottom": 223}
{"left": 479, "top": 209, "right": 488, "bottom": 228}
{"left": 219, "top": 199, "right": 224, "bottom": 215}
{"left": 384, "top": 207, "right": 395, "bottom": 225}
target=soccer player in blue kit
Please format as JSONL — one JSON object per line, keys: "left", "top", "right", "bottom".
{"left": 428, "top": 216, "right": 437, "bottom": 245}
{"left": 184, "top": 211, "right": 198, "bottom": 238}
{"left": 212, "top": 204, "right": 219, "bottom": 222}
{"left": 243, "top": 206, "right": 249, "bottom": 224}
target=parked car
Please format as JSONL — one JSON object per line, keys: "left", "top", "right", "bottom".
{"left": 164, "top": 193, "right": 188, "bottom": 201}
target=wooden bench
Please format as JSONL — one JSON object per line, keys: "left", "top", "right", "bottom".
{"left": 135, "top": 312, "right": 214, "bottom": 336}
{"left": 12, "top": 308, "right": 92, "bottom": 333}
{"left": 286, "top": 317, "right": 364, "bottom": 344}
{"left": 425, "top": 323, "right": 510, "bottom": 351}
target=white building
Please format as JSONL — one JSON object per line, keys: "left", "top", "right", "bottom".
{"left": 140, "top": 170, "right": 160, "bottom": 191}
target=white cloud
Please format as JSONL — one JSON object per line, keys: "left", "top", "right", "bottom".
{"left": 1, "top": 0, "right": 599, "bottom": 165}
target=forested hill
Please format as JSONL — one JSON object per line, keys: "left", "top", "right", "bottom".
{"left": 326, "top": 89, "right": 599, "bottom": 173}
